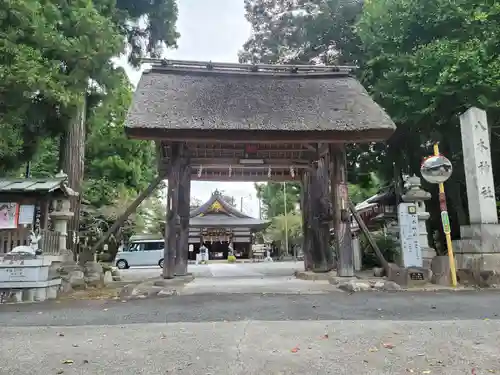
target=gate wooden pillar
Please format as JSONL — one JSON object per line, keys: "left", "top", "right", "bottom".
{"left": 163, "top": 142, "right": 183, "bottom": 279}
{"left": 301, "top": 158, "right": 334, "bottom": 273}
{"left": 175, "top": 156, "right": 191, "bottom": 276}
{"left": 329, "top": 144, "right": 354, "bottom": 277}
{"left": 300, "top": 171, "right": 313, "bottom": 271}
{"left": 309, "top": 157, "right": 334, "bottom": 272}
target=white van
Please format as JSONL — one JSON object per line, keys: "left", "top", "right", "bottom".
{"left": 114, "top": 235, "right": 165, "bottom": 269}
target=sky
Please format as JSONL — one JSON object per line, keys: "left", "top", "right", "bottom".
{"left": 117, "top": 1, "right": 260, "bottom": 217}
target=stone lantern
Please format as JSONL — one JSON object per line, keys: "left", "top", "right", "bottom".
{"left": 50, "top": 171, "right": 78, "bottom": 261}
{"left": 402, "top": 175, "right": 436, "bottom": 268}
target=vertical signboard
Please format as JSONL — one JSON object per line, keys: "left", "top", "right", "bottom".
{"left": 398, "top": 203, "right": 422, "bottom": 267}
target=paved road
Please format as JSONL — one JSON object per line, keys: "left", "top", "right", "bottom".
{"left": 1, "top": 292, "right": 500, "bottom": 374}
{"left": 0, "top": 291, "right": 499, "bottom": 326}
{"left": 3, "top": 262, "right": 500, "bottom": 374}
{"left": 118, "top": 262, "right": 305, "bottom": 282}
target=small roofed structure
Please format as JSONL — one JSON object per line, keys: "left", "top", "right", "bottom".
{"left": 117, "top": 59, "right": 396, "bottom": 277}
{"left": 0, "top": 175, "right": 78, "bottom": 254}
{"left": 188, "top": 190, "right": 269, "bottom": 259}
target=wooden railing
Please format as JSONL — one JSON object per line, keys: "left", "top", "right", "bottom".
{"left": 0, "top": 228, "right": 31, "bottom": 253}
{"left": 0, "top": 229, "right": 61, "bottom": 255}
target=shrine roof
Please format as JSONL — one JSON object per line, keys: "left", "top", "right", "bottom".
{"left": 0, "top": 177, "right": 78, "bottom": 196}
{"left": 189, "top": 190, "right": 269, "bottom": 229}
{"left": 125, "top": 60, "right": 395, "bottom": 142}
{"left": 190, "top": 214, "right": 269, "bottom": 229}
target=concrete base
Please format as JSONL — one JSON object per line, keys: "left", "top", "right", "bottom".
{"left": 0, "top": 279, "right": 61, "bottom": 303}
{"left": 454, "top": 224, "right": 500, "bottom": 254}
{"left": 431, "top": 255, "right": 454, "bottom": 286}
{"left": 421, "top": 247, "right": 437, "bottom": 269}
{"left": 453, "top": 252, "right": 500, "bottom": 287}
{"left": 387, "top": 265, "right": 432, "bottom": 288}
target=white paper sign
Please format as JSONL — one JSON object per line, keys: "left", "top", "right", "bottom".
{"left": 398, "top": 203, "right": 422, "bottom": 267}
{"left": 18, "top": 205, "right": 35, "bottom": 225}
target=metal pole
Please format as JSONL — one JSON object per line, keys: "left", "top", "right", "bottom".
{"left": 433, "top": 144, "right": 458, "bottom": 288}
{"left": 283, "top": 182, "right": 290, "bottom": 260}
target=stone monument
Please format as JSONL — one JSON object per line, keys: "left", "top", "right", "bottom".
{"left": 455, "top": 107, "right": 500, "bottom": 285}
{"left": 401, "top": 175, "right": 436, "bottom": 268}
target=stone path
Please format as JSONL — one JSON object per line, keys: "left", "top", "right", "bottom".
{"left": 118, "top": 262, "right": 305, "bottom": 282}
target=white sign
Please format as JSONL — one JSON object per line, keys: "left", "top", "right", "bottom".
{"left": 398, "top": 203, "right": 422, "bottom": 267}
{"left": 18, "top": 205, "right": 35, "bottom": 225}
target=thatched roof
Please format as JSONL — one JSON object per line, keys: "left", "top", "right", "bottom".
{"left": 125, "top": 61, "right": 395, "bottom": 142}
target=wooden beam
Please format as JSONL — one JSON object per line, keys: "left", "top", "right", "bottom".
{"left": 187, "top": 174, "right": 299, "bottom": 182}
{"left": 126, "top": 128, "right": 395, "bottom": 144}
{"left": 330, "top": 144, "right": 354, "bottom": 277}
{"left": 91, "top": 174, "right": 165, "bottom": 253}
{"left": 160, "top": 158, "right": 312, "bottom": 167}
{"left": 348, "top": 198, "right": 389, "bottom": 272}
{"left": 163, "top": 143, "right": 183, "bottom": 279}
{"left": 175, "top": 158, "right": 191, "bottom": 276}
{"left": 300, "top": 171, "right": 313, "bottom": 271}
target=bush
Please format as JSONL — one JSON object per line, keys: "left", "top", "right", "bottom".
{"left": 361, "top": 233, "right": 400, "bottom": 269}
{"left": 227, "top": 255, "right": 236, "bottom": 263}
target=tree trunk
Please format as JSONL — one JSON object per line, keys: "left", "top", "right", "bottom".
{"left": 58, "top": 96, "right": 86, "bottom": 259}
{"left": 175, "top": 154, "right": 191, "bottom": 276}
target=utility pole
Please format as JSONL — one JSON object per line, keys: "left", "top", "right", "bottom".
{"left": 240, "top": 196, "right": 243, "bottom": 212}
{"left": 258, "top": 197, "right": 262, "bottom": 219}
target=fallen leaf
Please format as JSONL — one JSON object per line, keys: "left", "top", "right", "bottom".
{"left": 56, "top": 370, "right": 64, "bottom": 374}
{"left": 368, "top": 347, "right": 379, "bottom": 352}
{"left": 61, "top": 360, "right": 74, "bottom": 365}
{"left": 383, "top": 343, "right": 395, "bottom": 349}
{"left": 58, "top": 333, "right": 64, "bottom": 337}
{"left": 83, "top": 360, "right": 89, "bottom": 364}
{"left": 406, "top": 369, "right": 414, "bottom": 373}
{"left": 422, "top": 371, "right": 431, "bottom": 374}
{"left": 72, "top": 344, "right": 79, "bottom": 347}
{"left": 487, "top": 370, "right": 495, "bottom": 373}
{"left": 291, "top": 347, "right": 300, "bottom": 353}
{"left": 321, "top": 334, "right": 329, "bottom": 339}
{"left": 103, "top": 308, "right": 108, "bottom": 312}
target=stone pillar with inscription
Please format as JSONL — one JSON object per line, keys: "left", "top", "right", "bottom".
{"left": 455, "top": 107, "right": 500, "bottom": 285}
{"left": 402, "top": 175, "right": 436, "bottom": 268}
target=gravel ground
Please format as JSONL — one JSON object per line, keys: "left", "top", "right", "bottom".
{"left": 0, "top": 320, "right": 498, "bottom": 375}
{"left": 0, "top": 291, "right": 499, "bottom": 327}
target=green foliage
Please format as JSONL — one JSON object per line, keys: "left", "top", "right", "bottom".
{"left": 242, "top": 0, "right": 500, "bottom": 241}
{"left": 265, "top": 212, "right": 303, "bottom": 251}
{"left": 0, "top": 0, "right": 179, "bottom": 171}
{"left": 255, "top": 182, "right": 300, "bottom": 218}
{"left": 361, "top": 233, "right": 400, "bottom": 269}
